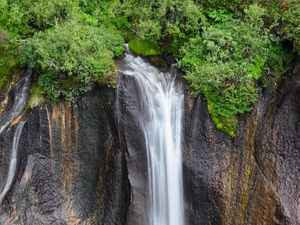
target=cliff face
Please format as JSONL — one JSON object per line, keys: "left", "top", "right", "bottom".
{"left": 183, "top": 63, "right": 300, "bottom": 225}
{"left": 117, "top": 62, "right": 300, "bottom": 225}
{"left": 0, "top": 63, "right": 299, "bottom": 225}
{"left": 0, "top": 86, "right": 130, "bottom": 225}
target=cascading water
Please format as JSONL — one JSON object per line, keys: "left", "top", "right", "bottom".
{"left": 0, "top": 69, "right": 31, "bottom": 134}
{"left": 0, "top": 70, "right": 31, "bottom": 205}
{"left": 118, "top": 47, "right": 185, "bottom": 225}
{"left": 0, "top": 121, "right": 25, "bottom": 205}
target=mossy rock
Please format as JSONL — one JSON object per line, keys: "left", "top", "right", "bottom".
{"left": 212, "top": 115, "right": 238, "bottom": 137}
{"left": 28, "top": 82, "right": 44, "bottom": 108}
{"left": 206, "top": 95, "right": 238, "bottom": 137}
{"left": 128, "top": 38, "right": 159, "bottom": 56}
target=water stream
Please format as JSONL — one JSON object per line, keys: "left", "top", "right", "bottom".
{"left": 0, "top": 69, "right": 31, "bottom": 134}
{"left": 118, "top": 48, "right": 185, "bottom": 225}
{"left": 0, "top": 70, "right": 31, "bottom": 205}
{"left": 0, "top": 121, "right": 25, "bottom": 205}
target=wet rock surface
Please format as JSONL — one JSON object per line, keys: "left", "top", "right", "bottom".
{"left": 183, "top": 63, "right": 300, "bottom": 225}
{"left": 0, "top": 62, "right": 300, "bottom": 225}
{"left": 117, "top": 73, "right": 150, "bottom": 225}
{"left": 0, "top": 85, "right": 130, "bottom": 225}
{"left": 117, "top": 59, "right": 300, "bottom": 225}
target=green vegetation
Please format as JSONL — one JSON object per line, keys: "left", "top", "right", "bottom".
{"left": 0, "top": 0, "right": 299, "bottom": 136}
{"left": 28, "top": 83, "right": 44, "bottom": 108}
{"left": 0, "top": 0, "right": 125, "bottom": 102}
{"left": 178, "top": 5, "right": 277, "bottom": 136}
{"left": 21, "top": 21, "right": 124, "bottom": 101}
{"left": 0, "top": 29, "right": 20, "bottom": 88}
{"left": 129, "top": 39, "right": 159, "bottom": 56}
{"left": 282, "top": 0, "right": 300, "bottom": 53}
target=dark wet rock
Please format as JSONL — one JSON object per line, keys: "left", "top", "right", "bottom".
{"left": 0, "top": 85, "right": 130, "bottom": 225}
{"left": 182, "top": 63, "right": 300, "bottom": 225}
{"left": 0, "top": 60, "right": 300, "bottom": 225}
{"left": 117, "top": 73, "right": 149, "bottom": 225}
{"left": 117, "top": 59, "right": 300, "bottom": 225}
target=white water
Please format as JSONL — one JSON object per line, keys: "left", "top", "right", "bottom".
{"left": 0, "top": 70, "right": 31, "bottom": 134}
{"left": 0, "top": 70, "right": 31, "bottom": 205}
{"left": 118, "top": 49, "right": 185, "bottom": 225}
{"left": 0, "top": 121, "right": 25, "bottom": 205}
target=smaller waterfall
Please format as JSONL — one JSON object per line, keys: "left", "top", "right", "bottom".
{"left": 0, "top": 121, "right": 25, "bottom": 205}
{"left": 118, "top": 47, "right": 185, "bottom": 225}
{"left": 0, "top": 70, "right": 31, "bottom": 205}
{"left": 0, "top": 69, "right": 32, "bottom": 134}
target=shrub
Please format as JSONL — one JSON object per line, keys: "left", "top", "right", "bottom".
{"left": 179, "top": 4, "right": 278, "bottom": 136}
{"left": 282, "top": 1, "right": 300, "bottom": 53}
{"left": 21, "top": 21, "right": 124, "bottom": 101}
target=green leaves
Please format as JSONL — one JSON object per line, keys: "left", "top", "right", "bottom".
{"left": 282, "top": 1, "right": 300, "bottom": 53}
{"left": 179, "top": 4, "right": 277, "bottom": 136}
{"left": 21, "top": 21, "right": 124, "bottom": 101}
{"left": 0, "top": 0, "right": 296, "bottom": 130}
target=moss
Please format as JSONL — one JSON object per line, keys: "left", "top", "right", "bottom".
{"left": 28, "top": 82, "right": 44, "bottom": 108}
{"left": 207, "top": 97, "right": 238, "bottom": 137}
{"left": 98, "top": 69, "right": 117, "bottom": 89}
{"left": 0, "top": 50, "right": 19, "bottom": 88}
{"left": 128, "top": 38, "right": 159, "bottom": 56}
{"left": 61, "top": 77, "right": 83, "bottom": 89}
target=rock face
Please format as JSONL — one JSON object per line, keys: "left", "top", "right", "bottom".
{"left": 0, "top": 61, "right": 300, "bottom": 225}
{"left": 117, "top": 73, "right": 150, "bottom": 225}
{"left": 0, "top": 85, "right": 130, "bottom": 225}
{"left": 118, "top": 61, "right": 300, "bottom": 225}
{"left": 183, "top": 63, "right": 300, "bottom": 225}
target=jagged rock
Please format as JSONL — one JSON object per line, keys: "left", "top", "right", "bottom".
{"left": 183, "top": 63, "right": 300, "bottom": 225}
{"left": 0, "top": 85, "right": 130, "bottom": 225}
{"left": 0, "top": 61, "right": 299, "bottom": 225}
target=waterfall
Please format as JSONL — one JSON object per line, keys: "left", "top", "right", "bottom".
{"left": 0, "top": 121, "right": 25, "bottom": 205}
{"left": 0, "top": 70, "right": 31, "bottom": 205}
{"left": 118, "top": 48, "right": 185, "bottom": 225}
{"left": 0, "top": 69, "right": 31, "bottom": 134}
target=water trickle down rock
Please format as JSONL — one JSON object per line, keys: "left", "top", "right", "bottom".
{"left": 0, "top": 84, "right": 130, "bottom": 225}
{"left": 0, "top": 69, "right": 32, "bottom": 207}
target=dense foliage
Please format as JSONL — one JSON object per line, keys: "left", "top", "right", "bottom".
{"left": 21, "top": 22, "right": 124, "bottom": 101}
{"left": 282, "top": 0, "right": 300, "bottom": 52}
{"left": 0, "top": 0, "right": 125, "bottom": 101}
{"left": 179, "top": 6, "right": 279, "bottom": 135}
{"left": 0, "top": 0, "right": 299, "bottom": 136}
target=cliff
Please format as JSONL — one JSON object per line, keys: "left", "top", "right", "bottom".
{"left": 0, "top": 62, "right": 299, "bottom": 225}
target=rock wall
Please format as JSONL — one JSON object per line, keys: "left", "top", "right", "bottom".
{"left": 183, "top": 63, "right": 300, "bottom": 225}
{"left": 0, "top": 63, "right": 299, "bottom": 225}
{"left": 118, "top": 61, "right": 300, "bottom": 225}
{"left": 0, "top": 85, "right": 130, "bottom": 225}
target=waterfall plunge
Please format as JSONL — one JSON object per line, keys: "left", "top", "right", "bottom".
{"left": 118, "top": 49, "right": 185, "bottom": 225}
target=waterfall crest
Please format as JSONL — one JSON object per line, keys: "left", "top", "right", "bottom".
{"left": 118, "top": 49, "right": 185, "bottom": 225}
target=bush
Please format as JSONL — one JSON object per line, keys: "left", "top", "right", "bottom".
{"left": 0, "top": 0, "right": 78, "bottom": 36}
{"left": 179, "top": 4, "right": 279, "bottom": 136}
{"left": 282, "top": 1, "right": 300, "bottom": 53}
{"left": 21, "top": 21, "right": 124, "bottom": 101}
{"left": 0, "top": 29, "right": 20, "bottom": 88}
